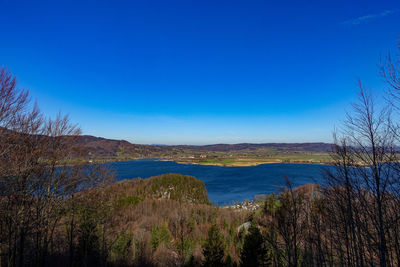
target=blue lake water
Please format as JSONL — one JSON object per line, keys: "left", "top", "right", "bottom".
{"left": 106, "top": 159, "right": 332, "bottom": 205}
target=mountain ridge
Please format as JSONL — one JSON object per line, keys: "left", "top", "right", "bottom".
{"left": 78, "top": 134, "right": 333, "bottom": 160}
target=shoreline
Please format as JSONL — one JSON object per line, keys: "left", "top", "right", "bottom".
{"left": 173, "top": 160, "right": 333, "bottom": 167}
{"left": 81, "top": 156, "right": 335, "bottom": 167}
{"left": 98, "top": 158, "right": 333, "bottom": 167}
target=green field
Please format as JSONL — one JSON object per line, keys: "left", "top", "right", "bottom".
{"left": 175, "top": 152, "right": 333, "bottom": 166}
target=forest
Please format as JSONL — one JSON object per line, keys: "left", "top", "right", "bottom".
{"left": 1, "top": 45, "right": 400, "bottom": 267}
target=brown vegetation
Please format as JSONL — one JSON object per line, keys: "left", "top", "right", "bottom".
{"left": 2, "top": 44, "right": 400, "bottom": 267}
{"left": 0, "top": 67, "right": 114, "bottom": 266}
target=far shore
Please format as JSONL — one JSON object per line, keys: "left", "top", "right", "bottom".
{"left": 84, "top": 157, "right": 334, "bottom": 167}
{"left": 174, "top": 160, "right": 332, "bottom": 167}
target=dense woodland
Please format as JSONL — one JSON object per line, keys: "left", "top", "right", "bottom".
{"left": 1, "top": 45, "right": 400, "bottom": 266}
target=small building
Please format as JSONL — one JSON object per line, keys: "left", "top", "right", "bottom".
{"left": 200, "top": 154, "right": 207, "bottom": 158}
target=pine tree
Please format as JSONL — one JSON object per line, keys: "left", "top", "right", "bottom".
{"left": 150, "top": 222, "right": 171, "bottom": 250}
{"left": 240, "top": 221, "right": 268, "bottom": 267}
{"left": 203, "top": 224, "right": 225, "bottom": 267}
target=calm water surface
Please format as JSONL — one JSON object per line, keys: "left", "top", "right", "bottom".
{"left": 106, "top": 159, "right": 332, "bottom": 205}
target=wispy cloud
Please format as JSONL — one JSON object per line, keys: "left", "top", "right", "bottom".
{"left": 343, "top": 9, "right": 398, "bottom": 25}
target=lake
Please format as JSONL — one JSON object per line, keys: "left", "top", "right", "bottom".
{"left": 107, "top": 159, "right": 331, "bottom": 205}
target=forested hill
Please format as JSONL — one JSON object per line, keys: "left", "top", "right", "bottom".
{"left": 78, "top": 134, "right": 333, "bottom": 160}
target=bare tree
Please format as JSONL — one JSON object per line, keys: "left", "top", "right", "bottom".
{"left": 323, "top": 80, "right": 400, "bottom": 266}
{"left": 263, "top": 177, "right": 306, "bottom": 267}
{"left": 381, "top": 43, "right": 400, "bottom": 108}
{"left": 0, "top": 67, "right": 114, "bottom": 266}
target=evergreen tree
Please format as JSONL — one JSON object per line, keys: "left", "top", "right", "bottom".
{"left": 76, "top": 209, "right": 101, "bottom": 266}
{"left": 203, "top": 224, "right": 225, "bottom": 267}
{"left": 150, "top": 222, "right": 171, "bottom": 250}
{"left": 225, "top": 253, "right": 237, "bottom": 267}
{"left": 240, "top": 221, "right": 268, "bottom": 267}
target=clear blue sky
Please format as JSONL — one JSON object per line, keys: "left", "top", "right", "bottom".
{"left": 1, "top": 0, "right": 399, "bottom": 144}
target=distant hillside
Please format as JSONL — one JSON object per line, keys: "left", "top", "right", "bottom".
{"left": 78, "top": 134, "right": 333, "bottom": 160}
{"left": 78, "top": 135, "right": 182, "bottom": 159}
{"left": 0, "top": 128, "right": 333, "bottom": 162}
{"left": 176, "top": 142, "right": 333, "bottom": 153}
